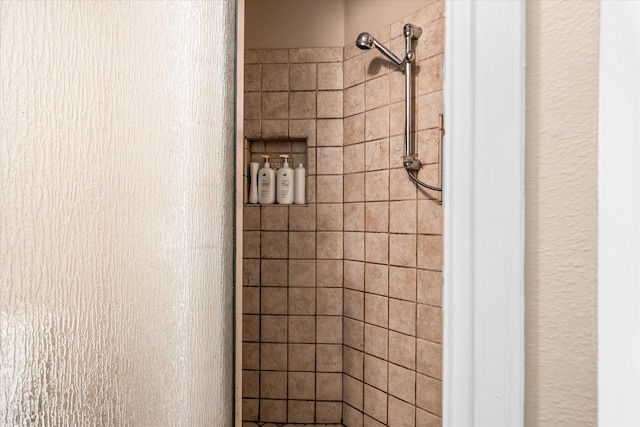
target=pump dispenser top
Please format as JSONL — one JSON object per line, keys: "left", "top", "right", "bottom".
{"left": 258, "top": 155, "right": 276, "bottom": 204}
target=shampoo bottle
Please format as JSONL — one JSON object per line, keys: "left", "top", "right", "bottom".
{"left": 258, "top": 155, "right": 276, "bottom": 204}
{"left": 276, "top": 154, "right": 294, "bottom": 204}
{"left": 249, "top": 161, "right": 259, "bottom": 203}
{"left": 294, "top": 162, "right": 306, "bottom": 205}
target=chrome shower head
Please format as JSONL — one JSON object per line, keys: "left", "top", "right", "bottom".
{"left": 354, "top": 32, "right": 403, "bottom": 65}
{"left": 356, "top": 32, "right": 374, "bottom": 50}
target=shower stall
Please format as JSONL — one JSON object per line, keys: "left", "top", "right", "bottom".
{"left": 240, "top": 1, "right": 445, "bottom": 425}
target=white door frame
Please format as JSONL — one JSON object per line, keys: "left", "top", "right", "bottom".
{"left": 598, "top": 1, "right": 640, "bottom": 425}
{"left": 443, "top": 2, "right": 526, "bottom": 426}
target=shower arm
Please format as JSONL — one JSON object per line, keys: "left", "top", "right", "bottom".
{"left": 401, "top": 24, "right": 443, "bottom": 193}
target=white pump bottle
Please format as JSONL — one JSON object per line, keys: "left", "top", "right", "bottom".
{"left": 276, "top": 154, "right": 294, "bottom": 204}
{"left": 258, "top": 155, "right": 276, "bottom": 204}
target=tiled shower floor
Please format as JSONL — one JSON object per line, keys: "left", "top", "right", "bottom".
{"left": 242, "top": 423, "right": 344, "bottom": 427}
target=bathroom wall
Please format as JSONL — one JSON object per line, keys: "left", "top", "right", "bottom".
{"left": 241, "top": 1, "right": 443, "bottom": 425}
{"left": 525, "top": 1, "right": 599, "bottom": 425}
{"left": 242, "top": 47, "right": 346, "bottom": 424}
{"left": 341, "top": 2, "right": 444, "bottom": 425}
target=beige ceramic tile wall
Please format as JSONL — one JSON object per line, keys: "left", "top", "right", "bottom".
{"left": 242, "top": 47, "right": 345, "bottom": 424}
{"left": 341, "top": 2, "right": 444, "bottom": 426}
{"left": 242, "top": 2, "right": 444, "bottom": 425}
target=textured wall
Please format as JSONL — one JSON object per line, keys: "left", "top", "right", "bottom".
{"left": 0, "top": 1, "right": 236, "bottom": 425}
{"left": 525, "top": 1, "right": 599, "bottom": 425}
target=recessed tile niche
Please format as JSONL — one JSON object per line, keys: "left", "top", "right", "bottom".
{"left": 245, "top": 137, "right": 308, "bottom": 205}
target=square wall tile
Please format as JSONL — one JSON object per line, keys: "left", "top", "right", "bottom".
{"left": 243, "top": 370, "right": 259, "bottom": 398}
{"left": 344, "top": 54, "right": 365, "bottom": 88}
{"left": 243, "top": 287, "right": 260, "bottom": 314}
{"left": 262, "top": 63, "right": 289, "bottom": 91}
{"left": 389, "top": 330, "right": 416, "bottom": 370}
{"left": 417, "top": 339, "right": 443, "bottom": 379}
{"left": 261, "top": 205, "right": 288, "bottom": 230}
{"left": 289, "top": 119, "right": 316, "bottom": 145}
{"left": 260, "top": 399, "right": 287, "bottom": 423}
{"left": 243, "top": 343, "right": 259, "bottom": 369}
{"left": 290, "top": 63, "right": 317, "bottom": 91}
{"left": 344, "top": 232, "right": 364, "bottom": 261}
{"left": 317, "top": 202, "right": 345, "bottom": 231}
{"left": 417, "top": 269, "right": 443, "bottom": 307}
{"left": 289, "top": 231, "right": 316, "bottom": 259}
{"left": 317, "top": 288, "right": 343, "bottom": 315}
{"left": 243, "top": 258, "right": 260, "bottom": 286}
{"left": 244, "top": 205, "right": 261, "bottom": 230}
{"left": 289, "top": 371, "right": 315, "bottom": 400}
{"left": 417, "top": 90, "right": 442, "bottom": 131}
{"left": 317, "top": 119, "right": 344, "bottom": 146}
{"left": 261, "top": 259, "right": 288, "bottom": 286}
{"left": 289, "top": 259, "right": 316, "bottom": 287}
{"left": 364, "top": 354, "right": 388, "bottom": 391}
{"left": 389, "top": 233, "right": 417, "bottom": 268}
{"left": 418, "top": 199, "right": 443, "bottom": 235}
{"left": 364, "top": 385, "right": 387, "bottom": 424}
{"left": 344, "top": 173, "right": 365, "bottom": 203}
{"left": 243, "top": 314, "right": 260, "bottom": 342}
{"left": 260, "top": 371, "right": 287, "bottom": 399}
{"left": 290, "top": 91, "right": 316, "bottom": 119}
{"left": 344, "top": 260, "right": 365, "bottom": 291}
{"left": 345, "top": 202, "right": 365, "bottom": 231}
{"left": 344, "top": 289, "right": 365, "bottom": 321}
{"left": 318, "top": 90, "right": 343, "bottom": 118}
{"left": 260, "top": 343, "right": 287, "bottom": 370}
{"left": 261, "top": 287, "right": 287, "bottom": 315}
{"left": 243, "top": 398, "right": 259, "bottom": 421}
{"left": 417, "top": 128, "right": 441, "bottom": 164}
{"left": 365, "top": 106, "right": 389, "bottom": 141}
{"left": 289, "top": 287, "right": 316, "bottom": 315}
{"left": 416, "top": 374, "right": 442, "bottom": 417}
{"left": 365, "top": 75, "right": 389, "bottom": 111}
{"left": 288, "top": 400, "right": 315, "bottom": 423}
{"left": 417, "top": 408, "right": 442, "bottom": 427}
{"left": 317, "top": 343, "right": 343, "bottom": 372}
{"left": 289, "top": 205, "right": 316, "bottom": 230}
{"left": 317, "top": 231, "right": 344, "bottom": 259}
{"left": 365, "top": 262, "right": 388, "bottom": 296}
{"left": 244, "top": 63, "right": 261, "bottom": 91}
{"left": 316, "top": 259, "right": 343, "bottom": 287}
{"left": 317, "top": 372, "right": 342, "bottom": 400}
{"left": 389, "top": 266, "right": 417, "bottom": 302}
{"left": 317, "top": 147, "right": 344, "bottom": 175}
{"left": 262, "top": 120, "right": 288, "bottom": 138}
{"left": 317, "top": 316, "right": 342, "bottom": 344}
{"left": 343, "top": 375, "right": 364, "bottom": 411}
{"left": 417, "top": 234, "right": 443, "bottom": 270}
{"left": 289, "top": 315, "right": 315, "bottom": 343}
{"left": 365, "top": 293, "right": 388, "bottom": 328}
{"left": 344, "top": 143, "right": 365, "bottom": 174}
{"left": 344, "top": 347, "right": 364, "bottom": 380}
{"left": 344, "top": 318, "right": 364, "bottom": 351}
{"left": 344, "top": 113, "right": 365, "bottom": 145}
{"left": 261, "top": 231, "right": 288, "bottom": 258}
{"left": 365, "top": 201, "right": 389, "bottom": 232}
{"left": 244, "top": 231, "right": 260, "bottom": 258}
{"left": 388, "top": 396, "right": 416, "bottom": 427}
{"left": 316, "top": 175, "right": 343, "bottom": 203}
{"left": 388, "top": 364, "right": 416, "bottom": 404}
{"left": 261, "top": 315, "right": 287, "bottom": 342}
{"left": 262, "top": 92, "right": 289, "bottom": 119}
{"left": 390, "top": 200, "right": 417, "bottom": 233}
{"left": 364, "top": 323, "right": 388, "bottom": 360}
{"left": 345, "top": 84, "right": 365, "bottom": 117}
{"left": 365, "top": 138, "right": 390, "bottom": 171}
{"left": 389, "top": 298, "right": 416, "bottom": 335}
{"left": 318, "top": 62, "right": 343, "bottom": 90}
{"left": 365, "top": 232, "right": 388, "bottom": 264}
{"left": 244, "top": 92, "right": 261, "bottom": 120}
{"left": 316, "top": 401, "right": 343, "bottom": 423}
{"left": 343, "top": 404, "right": 364, "bottom": 427}
{"left": 365, "top": 170, "right": 390, "bottom": 201}
{"left": 417, "top": 303, "right": 443, "bottom": 343}
{"left": 289, "top": 343, "right": 316, "bottom": 371}
{"left": 389, "top": 168, "right": 417, "bottom": 201}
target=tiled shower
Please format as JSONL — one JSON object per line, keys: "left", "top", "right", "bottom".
{"left": 242, "top": 2, "right": 444, "bottom": 426}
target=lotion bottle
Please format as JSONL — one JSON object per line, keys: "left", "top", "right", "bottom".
{"left": 294, "top": 162, "right": 306, "bottom": 204}
{"left": 276, "top": 154, "right": 294, "bottom": 204}
{"left": 258, "top": 155, "right": 276, "bottom": 204}
{"left": 249, "top": 161, "right": 259, "bottom": 203}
